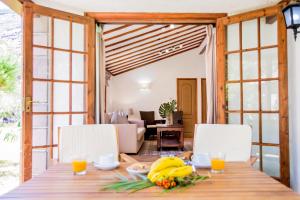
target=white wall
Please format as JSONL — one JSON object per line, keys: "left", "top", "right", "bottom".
{"left": 107, "top": 48, "right": 205, "bottom": 122}
{"left": 288, "top": 30, "right": 300, "bottom": 193}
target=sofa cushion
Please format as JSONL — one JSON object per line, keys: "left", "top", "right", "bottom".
{"left": 129, "top": 119, "right": 145, "bottom": 128}
{"left": 111, "top": 112, "right": 128, "bottom": 124}
{"left": 137, "top": 127, "right": 146, "bottom": 141}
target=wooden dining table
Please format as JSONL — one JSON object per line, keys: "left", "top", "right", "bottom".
{"left": 1, "top": 162, "right": 300, "bottom": 200}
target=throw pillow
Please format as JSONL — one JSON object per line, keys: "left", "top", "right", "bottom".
{"left": 110, "top": 111, "right": 129, "bottom": 124}
{"left": 104, "top": 113, "right": 112, "bottom": 124}
{"left": 110, "top": 112, "right": 119, "bottom": 124}
{"left": 118, "top": 112, "right": 129, "bottom": 124}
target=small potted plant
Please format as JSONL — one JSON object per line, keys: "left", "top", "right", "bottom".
{"left": 159, "top": 99, "right": 177, "bottom": 125}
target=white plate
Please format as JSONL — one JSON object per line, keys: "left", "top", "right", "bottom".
{"left": 94, "top": 161, "right": 120, "bottom": 170}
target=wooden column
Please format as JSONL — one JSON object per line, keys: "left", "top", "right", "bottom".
{"left": 87, "top": 18, "right": 96, "bottom": 124}
{"left": 277, "top": 5, "right": 290, "bottom": 187}
{"left": 216, "top": 18, "right": 226, "bottom": 124}
{"left": 22, "top": 2, "right": 33, "bottom": 182}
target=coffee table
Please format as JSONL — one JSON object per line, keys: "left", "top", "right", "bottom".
{"left": 156, "top": 124, "right": 184, "bottom": 150}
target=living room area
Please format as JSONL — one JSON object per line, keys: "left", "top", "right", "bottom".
{"left": 101, "top": 23, "right": 208, "bottom": 157}
{"left": 3, "top": 0, "right": 300, "bottom": 197}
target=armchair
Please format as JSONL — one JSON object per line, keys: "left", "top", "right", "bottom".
{"left": 140, "top": 111, "right": 164, "bottom": 139}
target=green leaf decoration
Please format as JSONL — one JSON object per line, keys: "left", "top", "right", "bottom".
{"left": 102, "top": 172, "right": 210, "bottom": 193}
{"left": 159, "top": 99, "right": 177, "bottom": 118}
{"left": 102, "top": 180, "right": 155, "bottom": 193}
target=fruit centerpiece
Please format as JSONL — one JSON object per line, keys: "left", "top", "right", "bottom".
{"left": 103, "top": 157, "right": 209, "bottom": 192}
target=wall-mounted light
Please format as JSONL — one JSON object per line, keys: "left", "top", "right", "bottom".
{"left": 282, "top": 0, "right": 300, "bottom": 40}
{"left": 138, "top": 80, "right": 151, "bottom": 92}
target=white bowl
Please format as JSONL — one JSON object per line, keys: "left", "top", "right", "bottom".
{"left": 126, "top": 163, "right": 150, "bottom": 175}
{"left": 94, "top": 161, "right": 120, "bottom": 170}
{"left": 192, "top": 160, "right": 211, "bottom": 169}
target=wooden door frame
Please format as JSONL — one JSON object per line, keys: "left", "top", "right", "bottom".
{"left": 201, "top": 78, "right": 207, "bottom": 123}
{"left": 176, "top": 78, "right": 198, "bottom": 135}
{"left": 86, "top": 12, "right": 227, "bottom": 24}
{"left": 22, "top": 1, "right": 95, "bottom": 181}
{"left": 216, "top": 3, "right": 289, "bottom": 186}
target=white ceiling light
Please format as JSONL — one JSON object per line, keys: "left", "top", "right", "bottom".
{"left": 169, "top": 24, "right": 175, "bottom": 29}
{"left": 158, "top": 44, "right": 184, "bottom": 56}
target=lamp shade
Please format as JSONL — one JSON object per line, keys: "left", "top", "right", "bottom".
{"left": 282, "top": 1, "right": 300, "bottom": 40}
{"left": 283, "top": 2, "right": 300, "bottom": 29}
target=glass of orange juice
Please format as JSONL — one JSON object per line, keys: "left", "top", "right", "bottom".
{"left": 210, "top": 152, "right": 225, "bottom": 173}
{"left": 72, "top": 156, "right": 87, "bottom": 175}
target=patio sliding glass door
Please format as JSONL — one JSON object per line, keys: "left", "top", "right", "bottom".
{"left": 22, "top": 2, "right": 95, "bottom": 181}
{"left": 216, "top": 4, "right": 289, "bottom": 185}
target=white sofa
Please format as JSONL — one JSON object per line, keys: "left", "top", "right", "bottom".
{"left": 113, "top": 120, "right": 145, "bottom": 154}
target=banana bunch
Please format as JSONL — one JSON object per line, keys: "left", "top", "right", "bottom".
{"left": 147, "top": 157, "right": 193, "bottom": 183}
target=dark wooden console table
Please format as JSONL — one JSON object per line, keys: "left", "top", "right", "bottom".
{"left": 156, "top": 124, "right": 184, "bottom": 150}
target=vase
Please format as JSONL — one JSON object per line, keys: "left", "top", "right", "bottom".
{"left": 166, "top": 113, "right": 173, "bottom": 125}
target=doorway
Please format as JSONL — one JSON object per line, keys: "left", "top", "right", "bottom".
{"left": 177, "top": 78, "right": 197, "bottom": 138}
{"left": 0, "top": 1, "right": 22, "bottom": 195}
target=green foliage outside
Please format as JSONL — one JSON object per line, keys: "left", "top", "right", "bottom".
{"left": 0, "top": 52, "right": 21, "bottom": 143}
{"left": 0, "top": 56, "right": 18, "bottom": 92}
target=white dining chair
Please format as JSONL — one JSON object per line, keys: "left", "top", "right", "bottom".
{"left": 193, "top": 124, "right": 252, "bottom": 162}
{"left": 58, "top": 124, "right": 119, "bottom": 163}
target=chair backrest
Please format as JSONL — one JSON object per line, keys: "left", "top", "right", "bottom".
{"left": 59, "top": 124, "right": 119, "bottom": 163}
{"left": 193, "top": 124, "right": 252, "bottom": 162}
{"left": 173, "top": 111, "right": 183, "bottom": 125}
{"left": 140, "top": 111, "right": 155, "bottom": 125}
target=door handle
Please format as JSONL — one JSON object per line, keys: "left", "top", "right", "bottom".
{"left": 24, "top": 97, "right": 48, "bottom": 112}
{"left": 24, "top": 97, "right": 32, "bottom": 112}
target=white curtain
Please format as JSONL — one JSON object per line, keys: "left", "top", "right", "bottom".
{"left": 205, "top": 25, "right": 217, "bottom": 124}
{"left": 97, "top": 24, "right": 106, "bottom": 124}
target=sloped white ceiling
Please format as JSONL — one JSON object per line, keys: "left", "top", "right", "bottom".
{"left": 33, "top": 0, "right": 280, "bottom": 15}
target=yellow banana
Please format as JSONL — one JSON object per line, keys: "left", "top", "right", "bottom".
{"left": 148, "top": 167, "right": 177, "bottom": 183}
{"left": 167, "top": 166, "right": 193, "bottom": 178}
{"left": 149, "top": 157, "right": 185, "bottom": 174}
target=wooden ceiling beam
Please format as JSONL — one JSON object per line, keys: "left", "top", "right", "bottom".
{"left": 86, "top": 12, "right": 227, "bottom": 24}
{"left": 106, "top": 25, "right": 188, "bottom": 53}
{"left": 106, "top": 33, "right": 205, "bottom": 67}
{"left": 106, "top": 25, "right": 198, "bottom": 54}
{"left": 104, "top": 24, "right": 152, "bottom": 42}
{"left": 106, "top": 24, "right": 169, "bottom": 48}
{"left": 103, "top": 24, "right": 131, "bottom": 35}
{"left": 107, "top": 39, "right": 202, "bottom": 70}
{"left": 108, "top": 39, "right": 202, "bottom": 70}
{"left": 111, "top": 44, "right": 200, "bottom": 75}
{"left": 106, "top": 27, "right": 206, "bottom": 62}
{"left": 106, "top": 35, "right": 205, "bottom": 69}
{"left": 108, "top": 42, "right": 199, "bottom": 74}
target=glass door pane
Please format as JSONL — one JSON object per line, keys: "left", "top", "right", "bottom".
{"left": 242, "top": 19, "right": 258, "bottom": 49}
{"left": 224, "top": 15, "right": 283, "bottom": 180}
{"left": 31, "top": 12, "right": 88, "bottom": 177}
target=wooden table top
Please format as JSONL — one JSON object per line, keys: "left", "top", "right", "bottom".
{"left": 1, "top": 162, "right": 300, "bottom": 200}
